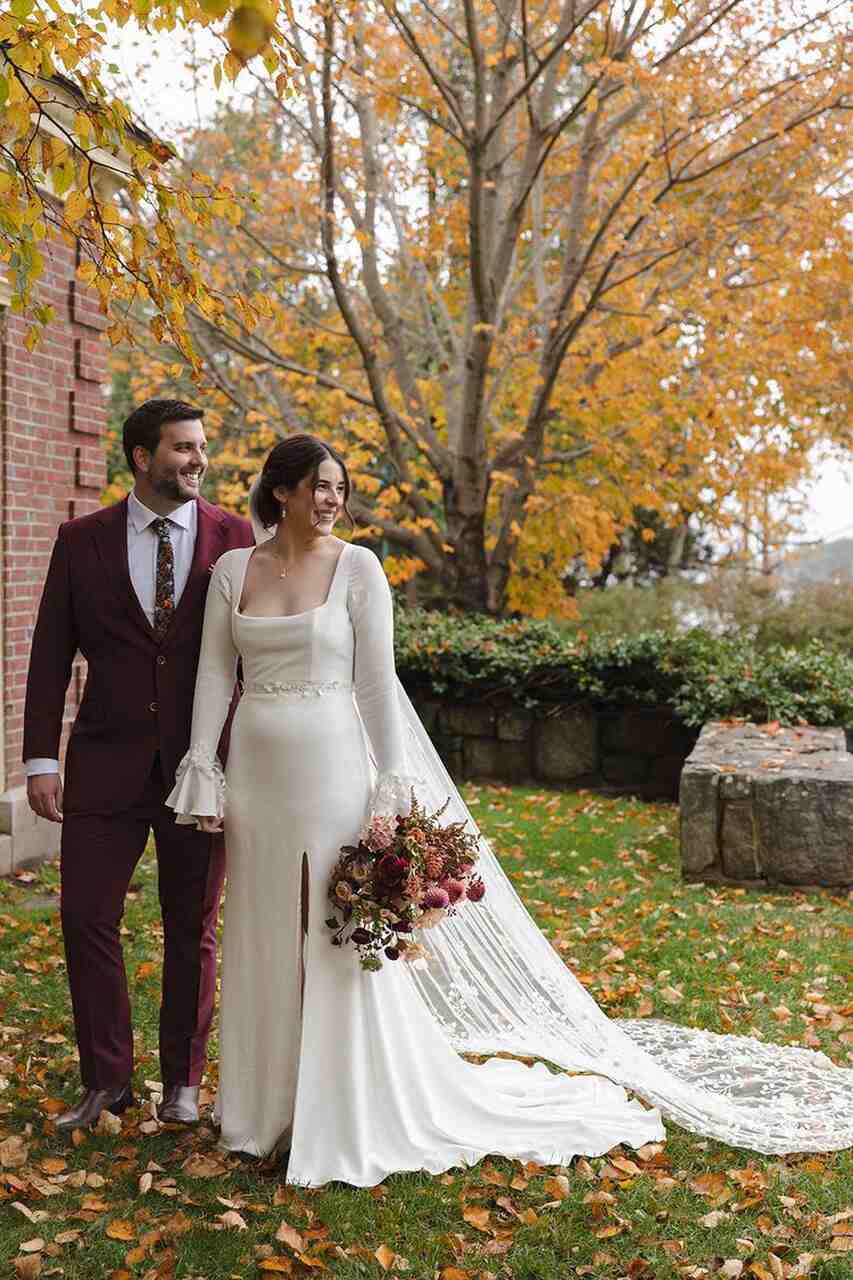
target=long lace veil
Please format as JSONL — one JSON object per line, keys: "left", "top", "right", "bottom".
{"left": 247, "top": 475, "right": 853, "bottom": 1154}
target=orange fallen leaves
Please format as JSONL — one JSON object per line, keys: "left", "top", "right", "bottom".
{"left": 461, "top": 1205, "right": 492, "bottom": 1233}
{"left": 275, "top": 1222, "right": 306, "bottom": 1252}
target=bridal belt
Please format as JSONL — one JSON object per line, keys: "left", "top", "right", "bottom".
{"left": 245, "top": 679, "right": 353, "bottom": 699}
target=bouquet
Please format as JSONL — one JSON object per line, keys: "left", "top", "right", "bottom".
{"left": 326, "top": 792, "right": 486, "bottom": 971}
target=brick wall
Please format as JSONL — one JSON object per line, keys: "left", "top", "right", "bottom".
{"left": 1, "top": 234, "right": 107, "bottom": 791}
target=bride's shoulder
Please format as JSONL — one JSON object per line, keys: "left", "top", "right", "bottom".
{"left": 208, "top": 545, "right": 253, "bottom": 594}
{"left": 213, "top": 545, "right": 253, "bottom": 571}
{"left": 343, "top": 542, "right": 385, "bottom": 578}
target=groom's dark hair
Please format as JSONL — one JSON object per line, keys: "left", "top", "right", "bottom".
{"left": 123, "top": 399, "right": 204, "bottom": 473}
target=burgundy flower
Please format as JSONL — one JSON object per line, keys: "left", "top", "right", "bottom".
{"left": 424, "top": 886, "right": 450, "bottom": 910}
{"left": 378, "top": 854, "right": 409, "bottom": 885}
{"left": 466, "top": 877, "right": 486, "bottom": 902}
{"left": 443, "top": 878, "right": 466, "bottom": 904}
{"left": 392, "top": 920, "right": 413, "bottom": 933}
{"left": 384, "top": 946, "right": 401, "bottom": 960}
{"left": 351, "top": 927, "right": 372, "bottom": 945}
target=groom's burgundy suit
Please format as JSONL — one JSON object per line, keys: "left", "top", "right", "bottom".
{"left": 23, "top": 496, "right": 253, "bottom": 1090}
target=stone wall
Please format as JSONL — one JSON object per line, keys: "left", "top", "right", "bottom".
{"left": 407, "top": 691, "right": 698, "bottom": 799}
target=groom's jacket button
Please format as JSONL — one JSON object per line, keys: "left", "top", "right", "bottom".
{"left": 157, "top": 655, "right": 167, "bottom": 666}
{"left": 149, "top": 701, "right": 159, "bottom": 712}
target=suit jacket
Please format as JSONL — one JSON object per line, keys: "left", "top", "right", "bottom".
{"left": 23, "top": 495, "right": 255, "bottom": 815}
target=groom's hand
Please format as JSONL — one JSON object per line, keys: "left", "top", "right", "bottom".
{"left": 28, "top": 774, "right": 64, "bottom": 823}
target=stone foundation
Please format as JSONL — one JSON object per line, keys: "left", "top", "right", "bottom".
{"left": 408, "top": 692, "right": 697, "bottom": 800}
{"left": 679, "top": 722, "right": 853, "bottom": 889}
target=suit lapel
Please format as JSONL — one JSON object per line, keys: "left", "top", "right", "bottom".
{"left": 92, "top": 498, "right": 157, "bottom": 639}
{"left": 166, "top": 497, "right": 227, "bottom": 640}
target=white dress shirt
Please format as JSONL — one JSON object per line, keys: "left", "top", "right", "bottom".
{"left": 26, "top": 492, "right": 199, "bottom": 777}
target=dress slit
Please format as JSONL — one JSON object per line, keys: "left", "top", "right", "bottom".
{"left": 299, "top": 852, "right": 310, "bottom": 1010}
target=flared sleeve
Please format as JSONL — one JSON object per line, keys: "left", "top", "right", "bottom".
{"left": 348, "top": 547, "right": 418, "bottom": 818}
{"left": 166, "top": 551, "right": 242, "bottom": 823}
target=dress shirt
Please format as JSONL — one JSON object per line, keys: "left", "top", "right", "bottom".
{"left": 26, "top": 493, "right": 199, "bottom": 777}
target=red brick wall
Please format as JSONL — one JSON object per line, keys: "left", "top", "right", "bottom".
{"left": 1, "top": 234, "right": 107, "bottom": 790}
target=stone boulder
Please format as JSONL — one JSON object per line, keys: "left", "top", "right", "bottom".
{"left": 680, "top": 721, "right": 853, "bottom": 889}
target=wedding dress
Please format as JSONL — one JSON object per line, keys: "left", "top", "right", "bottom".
{"left": 168, "top": 535, "right": 853, "bottom": 1187}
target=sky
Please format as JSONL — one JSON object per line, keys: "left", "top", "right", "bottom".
{"left": 103, "top": 21, "right": 851, "bottom": 550}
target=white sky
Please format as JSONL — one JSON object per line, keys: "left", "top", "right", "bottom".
{"left": 104, "top": 23, "right": 852, "bottom": 549}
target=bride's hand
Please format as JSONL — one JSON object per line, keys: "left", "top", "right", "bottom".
{"left": 196, "top": 815, "right": 224, "bottom": 833}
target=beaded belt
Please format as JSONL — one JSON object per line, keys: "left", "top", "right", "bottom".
{"left": 247, "top": 679, "right": 352, "bottom": 698}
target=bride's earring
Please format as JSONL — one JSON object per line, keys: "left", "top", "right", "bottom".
{"left": 280, "top": 503, "right": 287, "bottom": 520}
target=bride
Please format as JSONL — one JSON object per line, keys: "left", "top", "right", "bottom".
{"left": 167, "top": 434, "right": 852, "bottom": 1188}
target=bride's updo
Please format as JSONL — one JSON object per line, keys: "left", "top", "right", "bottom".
{"left": 253, "top": 433, "right": 354, "bottom": 529}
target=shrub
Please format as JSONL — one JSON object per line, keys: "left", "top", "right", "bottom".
{"left": 394, "top": 607, "right": 853, "bottom": 728}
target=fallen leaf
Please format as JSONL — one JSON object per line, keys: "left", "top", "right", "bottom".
{"left": 19, "top": 1240, "right": 45, "bottom": 1254}
{"left": 659, "top": 985, "right": 684, "bottom": 1005}
{"left": 438, "top": 1270, "right": 471, "bottom": 1280}
{"left": 161, "top": 1210, "right": 193, "bottom": 1236}
{"left": 0, "top": 1135, "right": 29, "bottom": 1168}
{"left": 719, "top": 1264, "right": 744, "bottom": 1279}
{"left": 12, "top": 1202, "right": 44, "bottom": 1223}
{"left": 95, "top": 1109, "right": 122, "bottom": 1136}
{"left": 39, "top": 1157, "right": 67, "bottom": 1175}
{"left": 138, "top": 1171, "right": 153, "bottom": 1194}
{"left": 12, "top": 1258, "right": 41, "bottom": 1280}
{"left": 462, "top": 1206, "right": 492, "bottom": 1233}
{"left": 690, "top": 1172, "right": 729, "bottom": 1199}
{"left": 106, "top": 1220, "right": 136, "bottom": 1241}
{"left": 219, "top": 1210, "right": 248, "bottom": 1230}
{"left": 543, "top": 1175, "right": 570, "bottom": 1200}
{"left": 698, "top": 1210, "right": 730, "bottom": 1228}
{"left": 53, "top": 1232, "right": 81, "bottom": 1246}
{"left": 374, "top": 1245, "right": 395, "bottom": 1270}
{"left": 275, "top": 1223, "right": 306, "bottom": 1252}
{"left": 80, "top": 1196, "right": 109, "bottom": 1212}
{"left": 182, "top": 1151, "right": 227, "bottom": 1178}
{"left": 259, "top": 1262, "right": 293, "bottom": 1274}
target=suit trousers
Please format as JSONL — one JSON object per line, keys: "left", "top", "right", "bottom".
{"left": 60, "top": 756, "right": 225, "bottom": 1089}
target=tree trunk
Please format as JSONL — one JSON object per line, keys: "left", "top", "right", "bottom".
{"left": 443, "top": 480, "right": 490, "bottom": 611}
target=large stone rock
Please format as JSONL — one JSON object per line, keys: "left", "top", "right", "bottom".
{"left": 679, "top": 722, "right": 853, "bottom": 888}
{"left": 533, "top": 708, "right": 598, "bottom": 783}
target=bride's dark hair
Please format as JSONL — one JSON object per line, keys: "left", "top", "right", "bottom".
{"left": 254, "top": 434, "right": 354, "bottom": 529}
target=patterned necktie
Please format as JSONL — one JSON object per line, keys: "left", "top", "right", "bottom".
{"left": 152, "top": 517, "right": 175, "bottom": 638}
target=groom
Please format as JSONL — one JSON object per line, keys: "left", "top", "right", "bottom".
{"left": 24, "top": 399, "right": 253, "bottom": 1129}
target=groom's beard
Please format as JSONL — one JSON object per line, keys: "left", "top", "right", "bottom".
{"left": 150, "top": 463, "right": 207, "bottom": 503}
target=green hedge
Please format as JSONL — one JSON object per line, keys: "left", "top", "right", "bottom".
{"left": 394, "top": 608, "right": 853, "bottom": 728}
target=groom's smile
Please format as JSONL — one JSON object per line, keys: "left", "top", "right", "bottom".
{"left": 138, "top": 419, "right": 209, "bottom": 505}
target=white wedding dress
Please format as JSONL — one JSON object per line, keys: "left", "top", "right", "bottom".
{"left": 168, "top": 539, "right": 853, "bottom": 1187}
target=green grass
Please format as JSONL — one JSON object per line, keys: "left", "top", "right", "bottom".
{"left": 0, "top": 786, "right": 850, "bottom": 1279}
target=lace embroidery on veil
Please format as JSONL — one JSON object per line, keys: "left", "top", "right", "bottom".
{"left": 249, "top": 472, "right": 853, "bottom": 1155}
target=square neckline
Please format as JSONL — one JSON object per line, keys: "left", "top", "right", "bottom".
{"left": 234, "top": 541, "right": 349, "bottom": 620}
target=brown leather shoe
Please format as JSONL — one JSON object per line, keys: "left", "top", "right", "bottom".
{"left": 54, "top": 1083, "right": 135, "bottom": 1131}
{"left": 158, "top": 1085, "right": 199, "bottom": 1125}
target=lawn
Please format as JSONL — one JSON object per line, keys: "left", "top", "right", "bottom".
{"left": 0, "top": 785, "right": 850, "bottom": 1280}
